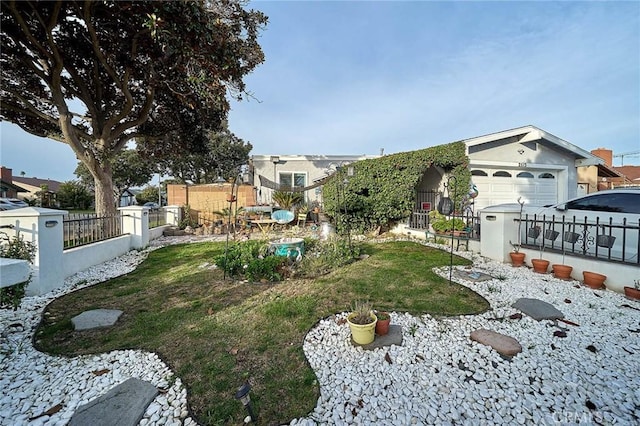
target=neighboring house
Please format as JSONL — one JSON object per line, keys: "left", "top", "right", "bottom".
{"left": 11, "top": 174, "right": 62, "bottom": 205}
{"left": 464, "top": 125, "right": 604, "bottom": 210}
{"left": 249, "top": 154, "right": 380, "bottom": 206}
{"left": 589, "top": 148, "right": 639, "bottom": 190}
{"left": 0, "top": 166, "right": 28, "bottom": 198}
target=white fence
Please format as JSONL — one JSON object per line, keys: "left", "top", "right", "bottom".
{"left": 0, "top": 206, "right": 181, "bottom": 296}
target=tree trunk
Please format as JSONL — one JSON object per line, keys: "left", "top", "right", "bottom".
{"left": 93, "top": 165, "right": 117, "bottom": 217}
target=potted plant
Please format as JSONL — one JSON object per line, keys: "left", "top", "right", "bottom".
{"left": 552, "top": 229, "right": 578, "bottom": 279}
{"left": 346, "top": 301, "right": 377, "bottom": 345}
{"left": 583, "top": 271, "right": 607, "bottom": 289}
{"left": 428, "top": 210, "right": 465, "bottom": 235}
{"left": 509, "top": 198, "right": 526, "bottom": 267}
{"left": 529, "top": 225, "right": 548, "bottom": 273}
{"left": 375, "top": 311, "right": 391, "bottom": 336}
{"left": 623, "top": 279, "right": 640, "bottom": 300}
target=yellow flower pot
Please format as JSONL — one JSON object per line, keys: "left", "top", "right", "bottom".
{"left": 346, "top": 312, "right": 377, "bottom": 345}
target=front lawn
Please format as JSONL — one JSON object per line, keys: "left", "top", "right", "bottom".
{"left": 35, "top": 240, "right": 489, "bottom": 425}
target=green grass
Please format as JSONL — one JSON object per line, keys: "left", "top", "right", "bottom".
{"left": 34, "top": 240, "right": 488, "bottom": 425}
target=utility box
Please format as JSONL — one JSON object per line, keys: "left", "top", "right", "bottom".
{"left": 479, "top": 204, "right": 523, "bottom": 263}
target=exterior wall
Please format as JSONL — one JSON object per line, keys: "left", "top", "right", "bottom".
{"left": 250, "top": 154, "right": 379, "bottom": 206}
{"left": 577, "top": 165, "right": 599, "bottom": 193}
{"left": 63, "top": 235, "right": 132, "bottom": 278}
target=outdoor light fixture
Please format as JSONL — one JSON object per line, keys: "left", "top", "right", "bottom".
{"left": 235, "top": 382, "right": 256, "bottom": 422}
{"left": 45, "top": 220, "right": 58, "bottom": 228}
{"left": 215, "top": 174, "right": 226, "bottom": 186}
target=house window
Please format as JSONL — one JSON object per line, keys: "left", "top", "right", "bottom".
{"left": 516, "top": 172, "right": 534, "bottom": 178}
{"left": 279, "top": 172, "right": 306, "bottom": 189}
{"left": 471, "top": 170, "right": 488, "bottom": 176}
{"left": 493, "top": 171, "right": 512, "bottom": 177}
{"left": 538, "top": 173, "right": 555, "bottom": 179}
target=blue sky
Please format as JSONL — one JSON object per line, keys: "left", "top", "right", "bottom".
{"left": 2, "top": 0, "right": 639, "bottom": 182}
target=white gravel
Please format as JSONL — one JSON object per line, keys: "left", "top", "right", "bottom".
{"left": 2, "top": 237, "right": 639, "bottom": 426}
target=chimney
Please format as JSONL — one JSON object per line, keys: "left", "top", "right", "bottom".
{"left": 0, "top": 166, "right": 13, "bottom": 182}
{"left": 591, "top": 148, "right": 612, "bottom": 167}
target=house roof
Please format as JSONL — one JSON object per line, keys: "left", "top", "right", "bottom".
{"left": 12, "top": 176, "right": 62, "bottom": 193}
{"left": 613, "top": 165, "right": 640, "bottom": 182}
{"left": 463, "top": 125, "right": 602, "bottom": 166}
{"left": 0, "top": 180, "right": 28, "bottom": 193}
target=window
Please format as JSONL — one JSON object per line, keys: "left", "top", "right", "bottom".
{"left": 279, "top": 172, "right": 306, "bottom": 189}
{"left": 567, "top": 194, "right": 640, "bottom": 214}
{"left": 493, "top": 171, "right": 512, "bottom": 177}
{"left": 471, "top": 170, "right": 488, "bottom": 176}
{"left": 516, "top": 172, "right": 534, "bottom": 178}
{"left": 538, "top": 173, "right": 555, "bottom": 179}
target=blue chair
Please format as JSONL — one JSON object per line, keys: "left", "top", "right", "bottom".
{"left": 271, "top": 210, "right": 295, "bottom": 225}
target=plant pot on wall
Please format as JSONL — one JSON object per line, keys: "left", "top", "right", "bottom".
{"left": 552, "top": 264, "right": 573, "bottom": 280}
{"left": 583, "top": 271, "right": 606, "bottom": 289}
{"left": 510, "top": 252, "right": 525, "bottom": 267}
{"left": 531, "top": 258, "right": 550, "bottom": 274}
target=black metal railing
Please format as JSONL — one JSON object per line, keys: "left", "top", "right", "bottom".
{"left": 63, "top": 213, "right": 124, "bottom": 249}
{"left": 148, "top": 208, "right": 166, "bottom": 228}
{"left": 409, "top": 211, "right": 481, "bottom": 240}
{"left": 519, "top": 214, "right": 640, "bottom": 265}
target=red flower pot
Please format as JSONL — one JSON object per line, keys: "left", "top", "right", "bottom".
{"left": 375, "top": 312, "right": 391, "bottom": 336}
{"left": 583, "top": 271, "right": 606, "bottom": 289}
{"left": 531, "top": 259, "right": 550, "bottom": 274}
{"left": 623, "top": 286, "right": 640, "bottom": 300}
{"left": 510, "top": 252, "right": 525, "bottom": 267}
{"left": 552, "top": 264, "right": 573, "bottom": 280}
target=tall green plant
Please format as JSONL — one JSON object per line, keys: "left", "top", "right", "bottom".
{"left": 272, "top": 191, "right": 304, "bottom": 210}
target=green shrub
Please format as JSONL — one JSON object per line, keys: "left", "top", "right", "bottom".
{"left": 0, "top": 232, "right": 36, "bottom": 310}
{"left": 293, "top": 237, "right": 361, "bottom": 278}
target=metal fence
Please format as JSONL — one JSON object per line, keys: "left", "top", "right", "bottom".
{"left": 408, "top": 210, "right": 481, "bottom": 240}
{"left": 519, "top": 214, "right": 640, "bottom": 265}
{"left": 63, "top": 213, "right": 124, "bottom": 249}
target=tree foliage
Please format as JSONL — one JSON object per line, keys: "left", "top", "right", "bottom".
{"left": 1, "top": 0, "right": 267, "bottom": 216}
{"left": 140, "top": 126, "right": 252, "bottom": 184}
{"left": 135, "top": 185, "right": 160, "bottom": 206}
{"left": 56, "top": 180, "right": 93, "bottom": 210}
{"left": 322, "top": 141, "right": 470, "bottom": 232}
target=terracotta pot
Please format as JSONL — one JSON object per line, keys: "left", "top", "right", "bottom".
{"left": 623, "top": 286, "right": 640, "bottom": 300}
{"left": 510, "top": 252, "right": 525, "bottom": 267}
{"left": 375, "top": 312, "right": 391, "bottom": 336}
{"left": 552, "top": 264, "right": 573, "bottom": 280}
{"left": 583, "top": 271, "right": 606, "bottom": 289}
{"left": 531, "top": 258, "right": 550, "bottom": 274}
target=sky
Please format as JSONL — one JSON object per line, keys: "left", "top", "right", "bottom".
{"left": 1, "top": 0, "right": 639, "bottom": 183}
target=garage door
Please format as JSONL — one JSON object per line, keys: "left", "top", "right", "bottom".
{"left": 471, "top": 168, "right": 558, "bottom": 209}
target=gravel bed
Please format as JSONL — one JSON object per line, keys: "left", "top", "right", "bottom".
{"left": 1, "top": 238, "right": 638, "bottom": 425}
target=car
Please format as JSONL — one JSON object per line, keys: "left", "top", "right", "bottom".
{"left": 522, "top": 188, "right": 640, "bottom": 263}
{"left": 0, "top": 197, "right": 27, "bottom": 210}
{"left": 143, "top": 202, "right": 160, "bottom": 209}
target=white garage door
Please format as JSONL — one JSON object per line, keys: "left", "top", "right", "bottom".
{"left": 471, "top": 168, "right": 558, "bottom": 209}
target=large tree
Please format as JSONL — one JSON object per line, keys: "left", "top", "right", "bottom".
{"left": 1, "top": 0, "right": 266, "bottom": 216}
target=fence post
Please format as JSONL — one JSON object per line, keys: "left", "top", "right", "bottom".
{"left": 479, "top": 205, "right": 522, "bottom": 263}
{"left": 0, "top": 207, "right": 67, "bottom": 295}
{"left": 119, "top": 206, "right": 149, "bottom": 249}
{"left": 164, "top": 205, "right": 182, "bottom": 227}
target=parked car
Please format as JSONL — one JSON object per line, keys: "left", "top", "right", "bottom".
{"left": 0, "top": 197, "right": 28, "bottom": 210}
{"left": 522, "top": 188, "right": 640, "bottom": 263}
{"left": 143, "top": 202, "right": 160, "bottom": 209}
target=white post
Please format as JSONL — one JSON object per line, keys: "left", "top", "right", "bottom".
{"left": 164, "top": 205, "right": 182, "bottom": 227}
{"left": 479, "top": 205, "right": 522, "bottom": 263}
{"left": 0, "top": 207, "right": 67, "bottom": 296}
{"left": 119, "top": 206, "right": 149, "bottom": 249}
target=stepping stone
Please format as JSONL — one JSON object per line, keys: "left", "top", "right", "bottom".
{"left": 69, "top": 378, "right": 158, "bottom": 426}
{"left": 353, "top": 325, "right": 403, "bottom": 350}
{"left": 512, "top": 298, "right": 564, "bottom": 321}
{"left": 454, "top": 269, "right": 494, "bottom": 282}
{"left": 470, "top": 329, "right": 522, "bottom": 357}
{"left": 71, "top": 309, "right": 123, "bottom": 331}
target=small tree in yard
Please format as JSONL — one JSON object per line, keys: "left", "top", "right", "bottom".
{"left": 57, "top": 180, "right": 93, "bottom": 210}
{"left": 1, "top": 1, "right": 267, "bottom": 216}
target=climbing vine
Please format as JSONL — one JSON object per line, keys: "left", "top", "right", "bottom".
{"left": 323, "top": 141, "right": 470, "bottom": 233}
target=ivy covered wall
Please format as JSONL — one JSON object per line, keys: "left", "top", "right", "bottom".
{"left": 323, "top": 141, "right": 470, "bottom": 233}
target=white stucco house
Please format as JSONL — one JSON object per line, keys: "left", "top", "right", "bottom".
{"left": 249, "top": 125, "right": 604, "bottom": 212}
{"left": 464, "top": 125, "right": 604, "bottom": 210}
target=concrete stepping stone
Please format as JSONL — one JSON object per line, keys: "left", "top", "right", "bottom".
{"left": 354, "top": 325, "right": 403, "bottom": 350}
{"left": 454, "top": 269, "right": 494, "bottom": 282}
{"left": 71, "top": 309, "right": 123, "bottom": 331}
{"left": 512, "top": 298, "right": 564, "bottom": 321}
{"left": 69, "top": 378, "right": 158, "bottom": 426}
{"left": 470, "top": 329, "right": 522, "bottom": 357}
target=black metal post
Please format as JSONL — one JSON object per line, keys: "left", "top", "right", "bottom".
{"left": 223, "top": 174, "right": 241, "bottom": 280}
